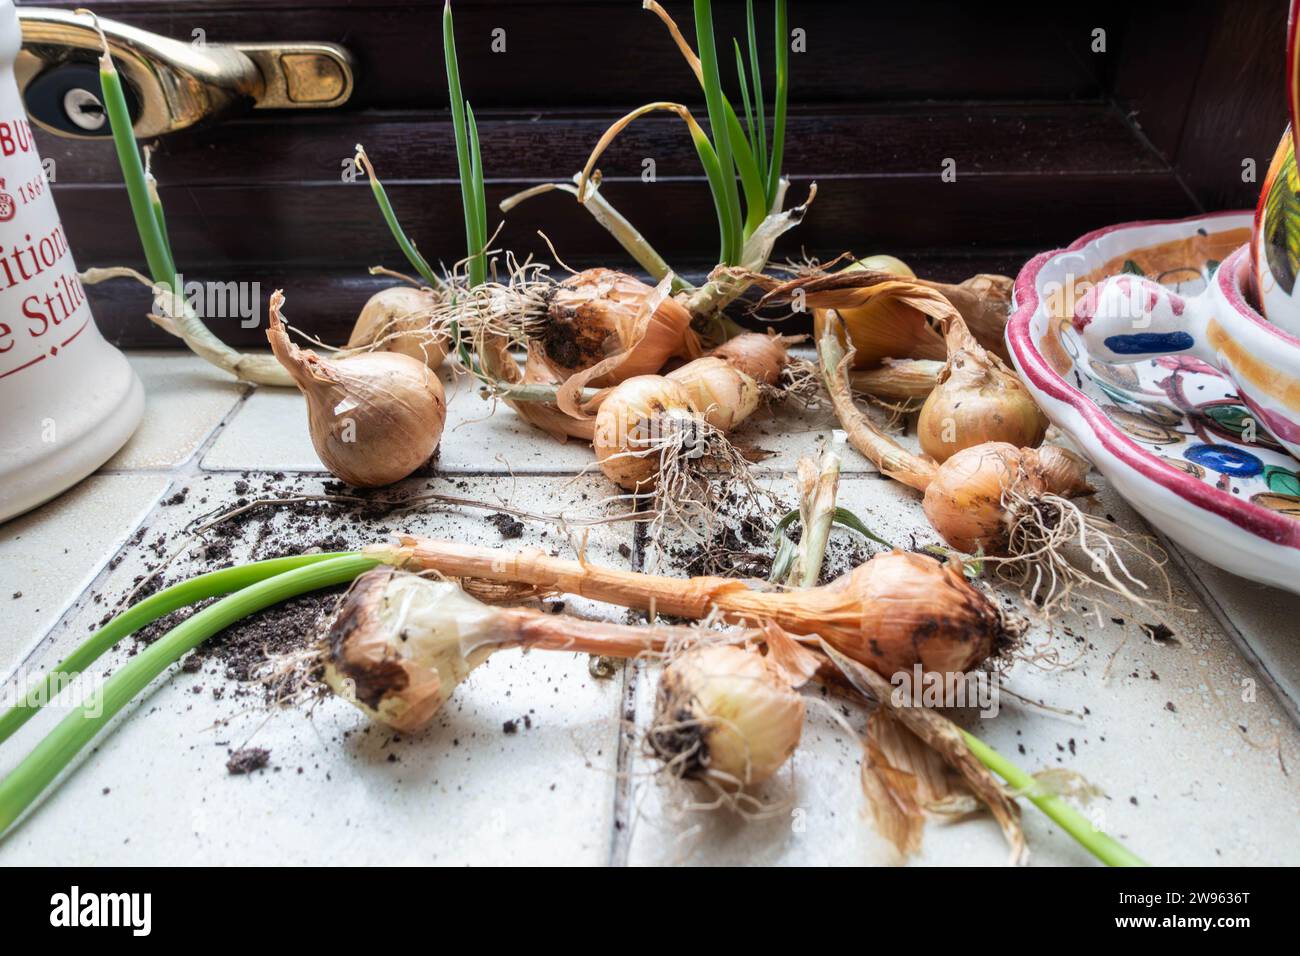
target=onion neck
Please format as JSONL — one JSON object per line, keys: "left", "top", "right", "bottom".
{"left": 817, "top": 323, "right": 937, "bottom": 491}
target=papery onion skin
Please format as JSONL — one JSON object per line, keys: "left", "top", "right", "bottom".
{"left": 593, "top": 375, "right": 696, "bottom": 491}
{"left": 347, "top": 286, "right": 448, "bottom": 369}
{"left": 267, "top": 290, "right": 446, "bottom": 488}
{"left": 324, "top": 567, "right": 499, "bottom": 732}
{"left": 648, "top": 644, "right": 803, "bottom": 788}
{"left": 666, "top": 356, "right": 761, "bottom": 431}
{"left": 708, "top": 332, "right": 795, "bottom": 386}
{"left": 538, "top": 268, "right": 694, "bottom": 385}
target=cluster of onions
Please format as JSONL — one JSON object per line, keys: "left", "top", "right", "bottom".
{"left": 750, "top": 268, "right": 1046, "bottom": 461}
{"left": 346, "top": 285, "right": 449, "bottom": 370}
{"left": 323, "top": 565, "right": 804, "bottom": 787}
{"left": 266, "top": 291, "right": 447, "bottom": 487}
{"left": 368, "top": 534, "right": 1012, "bottom": 679}
{"left": 813, "top": 317, "right": 1165, "bottom": 611}
{"left": 591, "top": 333, "right": 794, "bottom": 493}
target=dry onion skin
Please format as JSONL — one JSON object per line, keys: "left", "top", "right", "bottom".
{"left": 266, "top": 290, "right": 446, "bottom": 487}
{"left": 648, "top": 644, "right": 803, "bottom": 789}
{"left": 346, "top": 285, "right": 449, "bottom": 370}
{"left": 740, "top": 261, "right": 1012, "bottom": 367}
{"left": 536, "top": 268, "right": 699, "bottom": 387}
{"left": 374, "top": 536, "right": 1012, "bottom": 679}
{"left": 707, "top": 331, "right": 799, "bottom": 386}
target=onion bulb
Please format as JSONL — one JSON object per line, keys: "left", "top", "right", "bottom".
{"left": 375, "top": 536, "right": 1012, "bottom": 679}
{"left": 266, "top": 290, "right": 446, "bottom": 487}
{"left": 708, "top": 332, "right": 799, "bottom": 386}
{"left": 346, "top": 285, "right": 448, "bottom": 369}
{"left": 536, "top": 268, "right": 698, "bottom": 385}
{"left": 916, "top": 312, "right": 1047, "bottom": 462}
{"left": 921, "top": 442, "right": 1092, "bottom": 553}
{"left": 324, "top": 566, "right": 681, "bottom": 731}
{"left": 647, "top": 644, "right": 803, "bottom": 788}
{"left": 666, "top": 356, "right": 762, "bottom": 431}
{"left": 593, "top": 375, "right": 698, "bottom": 491}
{"left": 593, "top": 360, "right": 761, "bottom": 492}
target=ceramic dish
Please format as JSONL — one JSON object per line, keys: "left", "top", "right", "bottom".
{"left": 1008, "top": 211, "right": 1300, "bottom": 595}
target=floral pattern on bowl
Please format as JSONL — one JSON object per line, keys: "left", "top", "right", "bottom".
{"left": 1008, "top": 212, "right": 1300, "bottom": 595}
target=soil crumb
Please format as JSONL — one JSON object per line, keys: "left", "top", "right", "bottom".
{"left": 226, "top": 747, "right": 271, "bottom": 775}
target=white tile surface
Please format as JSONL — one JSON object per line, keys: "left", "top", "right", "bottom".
{"left": 0, "top": 474, "right": 168, "bottom": 671}
{"left": 3, "top": 351, "right": 1299, "bottom": 866}
{"left": 0, "top": 474, "right": 631, "bottom": 865}
{"left": 624, "top": 477, "right": 1300, "bottom": 866}
{"left": 105, "top": 352, "right": 246, "bottom": 471}
{"left": 1165, "top": 545, "right": 1300, "bottom": 726}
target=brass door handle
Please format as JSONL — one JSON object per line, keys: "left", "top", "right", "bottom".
{"left": 15, "top": 7, "right": 354, "bottom": 138}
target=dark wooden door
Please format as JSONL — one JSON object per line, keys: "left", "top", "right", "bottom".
{"left": 22, "top": 0, "right": 1288, "bottom": 344}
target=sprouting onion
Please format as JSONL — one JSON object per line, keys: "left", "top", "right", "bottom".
{"left": 75, "top": 9, "right": 291, "bottom": 386}
{"left": 502, "top": 0, "right": 800, "bottom": 333}
{"left": 0, "top": 553, "right": 354, "bottom": 747}
{"left": 0, "top": 555, "right": 378, "bottom": 835}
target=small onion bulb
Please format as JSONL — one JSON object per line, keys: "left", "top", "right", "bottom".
{"left": 346, "top": 285, "right": 448, "bottom": 370}
{"left": 593, "top": 375, "right": 698, "bottom": 491}
{"left": 666, "top": 356, "right": 761, "bottom": 432}
{"left": 267, "top": 290, "right": 447, "bottom": 487}
{"left": 917, "top": 344, "right": 1047, "bottom": 463}
{"left": 921, "top": 442, "right": 1093, "bottom": 553}
{"left": 648, "top": 644, "right": 804, "bottom": 788}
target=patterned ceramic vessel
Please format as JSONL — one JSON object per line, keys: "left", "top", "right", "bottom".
{"left": 1008, "top": 212, "right": 1300, "bottom": 595}
{"left": 1073, "top": 243, "right": 1300, "bottom": 462}
{"left": 1251, "top": 0, "right": 1300, "bottom": 333}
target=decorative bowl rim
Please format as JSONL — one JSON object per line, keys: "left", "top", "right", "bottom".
{"left": 1220, "top": 243, "right": 1300, "bottom": 349}
{"left": 1007, "top": 210, "right": 1300, "bottom": 551}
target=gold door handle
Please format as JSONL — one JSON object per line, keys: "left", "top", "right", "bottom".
{"left": 16, "top": 7, "right": 354, "bottom": 138}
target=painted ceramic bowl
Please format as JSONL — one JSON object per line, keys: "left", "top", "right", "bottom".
{"left": 1073, "top": 244, "right": 1300, "bottom": 461}
{"left": 1008, "top": 212, "right": 1300, "bottom": 595}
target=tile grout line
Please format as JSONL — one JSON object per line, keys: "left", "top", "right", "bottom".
{"left": 2, "top": 386, "right": 254, "bottom": 685}
{"left": 606, "top": 518, "right": 647, "bottom": 867}
{"left": 1156, "top": 531, "right": 1300, "bottom": 731}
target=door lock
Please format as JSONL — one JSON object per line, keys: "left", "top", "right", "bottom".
{"left": 15, "top": 7, "right": 354, "bottom": 138}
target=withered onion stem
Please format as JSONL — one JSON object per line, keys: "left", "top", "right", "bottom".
{"left": 371, "top": 535, "right": 1012, "bottom": 679}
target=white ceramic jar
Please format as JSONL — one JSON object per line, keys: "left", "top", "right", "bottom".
{"left": 0, "top": 0, "right": 141, "bottom": 522}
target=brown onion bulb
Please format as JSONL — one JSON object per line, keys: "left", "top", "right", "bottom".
{"left": 666, "top": 356, "right": 761, "bottom": 431}
{"left": 592, "top": 375, "right": 696, "bottom": 491}
{"left": 266, "top": 290, "right": 446, "bottom": 487}
{"left": 346, "top": 286, "right": 448, "bottom": 369}
{"left": 917, "top": 345, "right": 1047, "bottom": 463}
{"left": 921, "top": 443, "right": 1092, "bottom": 553}
{"left": 708, "top": 332, "right": 797, "bottom": 386}
{"left": 648, "top": 644, "right": 803, "bottom": 788}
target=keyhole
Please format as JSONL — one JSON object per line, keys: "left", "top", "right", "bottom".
{"left": 63, "top": 88, "right": 106, "bottom": 131}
